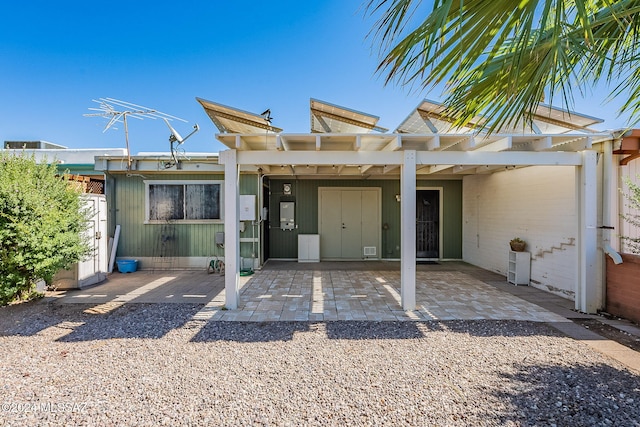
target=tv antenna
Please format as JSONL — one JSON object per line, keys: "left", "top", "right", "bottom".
{"left": 162, "top": 118, "right": 199, "bottom": 169}
{"left": 84, "top": 97, "right": 191, "bottom": 169}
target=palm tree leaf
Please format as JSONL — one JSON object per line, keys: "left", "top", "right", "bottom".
{"left": 367, "top": 0, "right": 640, "bottom": 132}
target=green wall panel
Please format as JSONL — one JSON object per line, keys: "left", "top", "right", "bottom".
{"left": 111, "top": 172, "right": 258, "bottom": 259}
{"left": 107, "top": 172, "right": 462, "bottom": 261}
{"left": 268, "top": 179, "right": 462, "bottom": 259}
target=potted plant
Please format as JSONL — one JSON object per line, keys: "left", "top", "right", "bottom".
{"left": 510, "top": 237, "right": 526, "bottom": 252}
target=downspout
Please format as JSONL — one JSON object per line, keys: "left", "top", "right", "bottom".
{"left": 601, "top": 141, "right": 612, "bottom": 307}
{"left": 602, "top": 139, "right": 623, "bottom": 264}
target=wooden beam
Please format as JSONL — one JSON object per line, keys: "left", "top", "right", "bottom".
{"left": 311, "top": 108, "right": 388, "bottom": 132}
{"left": 417, "top": 108, "right": 483, "bottom": 130}
{"left": 620, "top": 152, "right": 640, "bottom": 166}
{"left": 235, "top": 150, "right": 583, "bottom": 167}
{"left": 475, "top": 136, "right": 512, "bottom": 152}
{"left": 204, "top": 108, "right": 282, "bottom": 133}
{"left": 382, "top": 135, "right": 402, "bottom": 151}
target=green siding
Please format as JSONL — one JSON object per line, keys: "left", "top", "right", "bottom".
{"left": 107, "top": 171, "right": 462, "bottom": 261}
{"left": 268, "top": 179, "right": 462, "bottom": 259}
{"left": 111, "top": 172, "right": 258, "bottom": 259}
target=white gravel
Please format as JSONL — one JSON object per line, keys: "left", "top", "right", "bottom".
{"left": 1, "top": 301, "right": 639, "bottom": 426}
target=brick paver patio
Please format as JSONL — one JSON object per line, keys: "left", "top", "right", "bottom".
{"left": 52, "top": 262, "right": 567, "bottom": 323}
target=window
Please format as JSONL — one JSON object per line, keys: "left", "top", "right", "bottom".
{"left": 145, "top": 180, "right": 223, "bottom": 223}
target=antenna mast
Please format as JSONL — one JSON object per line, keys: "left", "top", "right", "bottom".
{"left": 84, "top": 97, "right": 188, "bottom": 169}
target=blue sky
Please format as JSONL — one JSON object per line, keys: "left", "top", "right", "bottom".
{"left": 0, "top": 1, "right": 634, "bottom": 154}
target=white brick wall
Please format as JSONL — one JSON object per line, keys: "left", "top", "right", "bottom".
{"left": 463, "top": 166, "right": 577, "bottom": 299}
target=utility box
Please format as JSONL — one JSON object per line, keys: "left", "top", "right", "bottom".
{"left": 298, "top": 234, "right": 319, "bottom": 262}
{"left": 240, "top": 195, "right": 256, "bottom": 221}
{"left": 215, "top": 232, "right": 224, "bottom": 245}
{"left": 280, "top": 202, "right": 295, "bottom": 230}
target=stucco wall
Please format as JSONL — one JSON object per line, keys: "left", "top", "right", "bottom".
{"left": 462, "top": 166, "right": 577, "bottom": 299}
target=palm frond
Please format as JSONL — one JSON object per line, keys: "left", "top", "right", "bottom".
{"left": 367, "top": 0, "right": 640, "bottom": 132}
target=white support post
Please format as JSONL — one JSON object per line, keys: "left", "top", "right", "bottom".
{"left": 221, "top": 149, "right": 240, "bottom": 310}
{"left": 601, "top": 140, "right": 615, "bottom": 305}
{"left": 400, "top": 150, "right": 417, "bottom": 311}
{"left": 575, "top": 150, "right": 600, "bottom": 313}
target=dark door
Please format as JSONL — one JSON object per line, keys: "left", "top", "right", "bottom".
{"left": 416, "top": 190, "right": 439, "bottom": 258}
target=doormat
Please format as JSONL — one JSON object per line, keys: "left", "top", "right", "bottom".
{"left": 416, "top": 261, "right": 440, "bottom": 265}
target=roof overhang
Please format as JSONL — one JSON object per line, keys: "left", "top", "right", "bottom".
{"left": 94, "top": 152, "right": 227, "bottom": 173}
{"left": 217, "top": 132, "right": 614, "bottom": 178}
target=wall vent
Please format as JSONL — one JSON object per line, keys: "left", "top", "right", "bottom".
{"left": 363, "top": 246, "right": 377, "bottom": 257}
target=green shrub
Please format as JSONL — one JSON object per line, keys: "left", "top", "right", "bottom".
{"left": 621, "top": 176, "right": 640, "bottom": 254}
{"left": 0, "top": 153, "right": 91, "bottom": 305}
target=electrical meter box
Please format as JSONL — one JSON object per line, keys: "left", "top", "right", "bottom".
{"left": 239, "top": 195, "right": 256, "bottom": 221}
{"left": 280, "top": 202, "right": 295, "bottom": 230}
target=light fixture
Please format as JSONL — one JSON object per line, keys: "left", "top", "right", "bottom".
{"left": 283, "top": 183, "right": 292, "bottom": 195}
{"left": 395, "top": 194, "right": 401, "bottom": 202}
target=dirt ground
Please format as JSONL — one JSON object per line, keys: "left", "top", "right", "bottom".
{"left": 572, "top": 318, "right": 640, "bottom": 352}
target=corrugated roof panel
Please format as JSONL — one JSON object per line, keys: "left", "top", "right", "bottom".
{"left": 310, "top": 99, "right": 387, "bottom": 133}
{"left": 395, "top": 99, "right": 603, "bottom": 134}
{"left": 197, "top": 97, "right": 283, "bottom": 134}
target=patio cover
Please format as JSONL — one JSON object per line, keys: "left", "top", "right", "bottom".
{"left": 200, "top": 97, "right": 615, "bottom": 315}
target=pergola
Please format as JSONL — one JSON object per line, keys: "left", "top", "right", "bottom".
{"left": 198, "top": 97, "right": 616, "bottom": 314}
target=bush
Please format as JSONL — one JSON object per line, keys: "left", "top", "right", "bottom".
{"left": 0, "top": 153, "right": 91, "bottom": 305}
{"left": 621, "top": 176, "right": 640, "bottom": 254}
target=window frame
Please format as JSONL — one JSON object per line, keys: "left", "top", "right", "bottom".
{"left": 143, "top": 180, "right": 224, "bottom": 224}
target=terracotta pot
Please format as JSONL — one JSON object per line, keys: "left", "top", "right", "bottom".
{"left": 510, "top": 241, "right": 526, "bottom": 252}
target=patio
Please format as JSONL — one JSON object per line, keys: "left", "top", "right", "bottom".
{"left": 50, "top": 261, "right": 571, "bottom": 323}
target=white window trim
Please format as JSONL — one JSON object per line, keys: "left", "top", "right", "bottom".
{"left": 144, "top": 179, "right": 224, "bottom": 224}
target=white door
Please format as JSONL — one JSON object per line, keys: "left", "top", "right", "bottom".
{"left": 341, "top": 191, "right": 362, "bottom": 258}
{"left": 78, "top": 194, "right": 107, "bottom": 287}
{"left": 319, "top": 188, "right": 380, "bottom": 260}
{"left": 53, "top": 194, "right": 108, "bottom": 289}
{"left": 320, "top": 190, "right": 343, "bottom": 258}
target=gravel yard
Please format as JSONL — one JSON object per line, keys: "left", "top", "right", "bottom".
{"left": 1, "top": 301, "right": 639, "bottom": 426}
